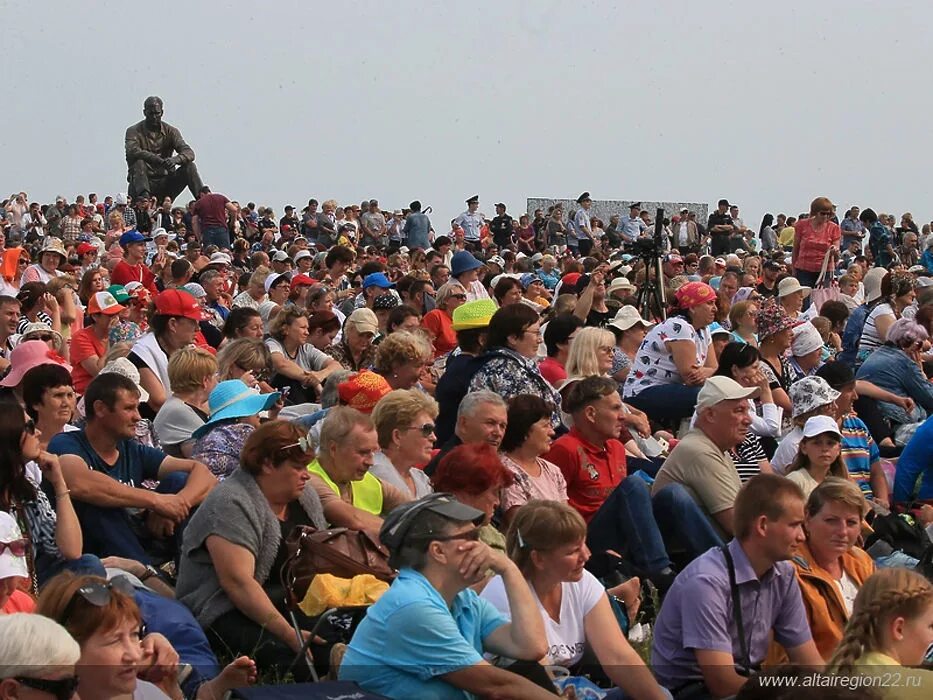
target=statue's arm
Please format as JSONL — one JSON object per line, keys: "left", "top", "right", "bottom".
{"left": 125, "top": 126, "right": 162, "bottom": 165}
{"left": 168, "top": 126, "right": 195, "bottom": 164}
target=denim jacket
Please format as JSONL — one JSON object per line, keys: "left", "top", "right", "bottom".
{"left": 856, "top": 345, "right": 933, "bottom": 424}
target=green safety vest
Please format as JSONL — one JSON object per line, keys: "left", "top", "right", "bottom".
{"left": 308, "top": 459, "right": 384, "bottom": 515}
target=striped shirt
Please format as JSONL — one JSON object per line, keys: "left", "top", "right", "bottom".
{"left": 729, "top": 433, "right": 768, "bottom": 483}
{"left": 840, "top": 413, "right": 880, "bottom": 499}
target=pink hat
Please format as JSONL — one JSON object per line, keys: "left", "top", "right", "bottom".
{"left": 0, "top": 340, "right": 72, "bottom": 387}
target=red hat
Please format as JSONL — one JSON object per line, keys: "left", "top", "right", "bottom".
{"left": 561, "top": 272, "right": 582, "bottom": 289}
{"left": 337, "top": 371, "right": 391, "bottom": 414}
{"left": 76, "top": 242, "right": 97, "bottom": 256}
{"left": 289, "top": 273, "right": 315, "bottom": 291}
{"left": 154, "top": 289, "right": 201, "bottom": 321}
{"left": 87, "top": 291, "right": 125, "bottom": 316}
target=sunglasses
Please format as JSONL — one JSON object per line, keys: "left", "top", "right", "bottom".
{"left": 236, "top": 363, "right": 270, "bottom": 381}
{"left": 0, "top": 538, "right": 28, "bottom": 557}
{"left": 17, "top": 259, "right": 29, "bottom": 266}
{"left": 62, "top": 575, "right": 136, "bottom": 624}
{"left": 403, "top": 423, "right": 436, "bottom": 438}
{"left": 14, "top": 676, "right": 79, "bottom": 700}
{"left": 24, "top": 418, "right": 36, "bottom": 435}
{"left": 424, "top": 527, "right": 482, "bottom": 543}
{"left": 281, "top": 431, "right": 315, "bottom": 454}
{"left": 29, "top": 334, "right": 55, "bottom": 343}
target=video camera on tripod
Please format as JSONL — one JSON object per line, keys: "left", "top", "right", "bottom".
{"left": 633, "top": 208, "right": 668, "bottom": 320}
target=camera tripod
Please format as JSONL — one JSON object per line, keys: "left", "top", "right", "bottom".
{"left": 634, "top": 252, "right": 667, "bottom": 321}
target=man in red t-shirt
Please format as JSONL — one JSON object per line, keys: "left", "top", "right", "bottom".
{"left": 544, "top": 376, "right": 676, "bottom": 590}
{"left": 192, "top": 186, "right": 237, "bottom": 250}
{"left": 110, "top": 230, "right": 159, "bottom": 297}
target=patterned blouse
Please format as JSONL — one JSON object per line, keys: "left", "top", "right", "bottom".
{"left": 324, "top": 340, "right": 378, "bottom": 372}
{"left": 468, "top": 347, "right": 563, "bottom": 429}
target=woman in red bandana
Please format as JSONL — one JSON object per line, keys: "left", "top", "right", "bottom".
{"left": 622, "top": 281, "right": 719, "bottom": 423}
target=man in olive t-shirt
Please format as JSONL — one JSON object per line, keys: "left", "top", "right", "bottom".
{"left": 652, "top": 377, "right": 757, "bottom": 538}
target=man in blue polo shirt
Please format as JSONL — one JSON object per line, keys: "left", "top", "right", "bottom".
{"left": 49, "top": 372, "right": 216, "bottom": 563}
{"left": 340, "top": 494, "right": 555, "bottom": 699}
{"left": 652, "top": 474, "right": 823, "bottom": 698}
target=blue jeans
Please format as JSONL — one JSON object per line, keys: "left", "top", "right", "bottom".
{"left": 651, "top": 483, "right": 724, "bottom": 560}
{"left": 201, "top": 225, "right": 230, "bottom": 250}
{"left": 626, "top": 383, "right": 701, "bottom": 424}
{"left": 586, "top": 476, "right": 671, "bottom": 575}
{"left": 70, "top": 471, "right": 190, "bottom": 565}
{"left": 36, "top": 553, "right": 106, "bottom": 587}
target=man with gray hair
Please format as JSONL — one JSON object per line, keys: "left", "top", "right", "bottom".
{"left": 0, "top": 614, "right": 81, "bottom": 694}
{"left": 424, "top": 391, "right": 508, "bottom": 476}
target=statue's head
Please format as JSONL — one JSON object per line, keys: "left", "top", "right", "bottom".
{"left": 143, "top": 96, "right": 164, "bottom": 129}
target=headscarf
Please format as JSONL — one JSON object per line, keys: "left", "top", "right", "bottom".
{"left": 673, "top": 281, "right": 717, "bottom": 309}
{"left": 0, "top": 247, "right": 27, "bottom": 284}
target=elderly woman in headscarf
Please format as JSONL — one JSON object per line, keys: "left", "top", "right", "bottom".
{"left": 622, "top": 281, "right": 718, "bottom": 423}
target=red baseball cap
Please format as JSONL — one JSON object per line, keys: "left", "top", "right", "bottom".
{"left": 154, "top": 289, "right": 201, "bottom": 321}
{"left": 561, "top": 272, "right": 582, "bottom": 289}
{"left": 76, "top": 242, "right": 98, "bottom": 256}
{"left": 290, "top": 274, "right": 315, "bottom": 291}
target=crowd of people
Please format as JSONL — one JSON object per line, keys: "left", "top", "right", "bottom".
{"left": 0, "top": 188, "right": 932, "bottom": 700}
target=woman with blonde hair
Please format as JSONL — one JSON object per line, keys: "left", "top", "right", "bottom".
{"left": 563, "top": 326, "right": 616, "bottom": 379}
{"left": 421, "top": 280, "right": 467, "bottom": 357}
{"left": 153, "top": 346, "right": 218, "bottom": 457}
{"left": 215, "top": 337, "right": 275, "bottom": 390}
{"left": 373, "top": 330, "right": 434, "bottom": 391}
{"left": 370, "top": 388, "right": 438, "bottom": 498}
{"left": 828, "top": 567, "right": 933, "bottom": 696}
{"left": 481, "top": 500, "right": 666, "bottom": 700}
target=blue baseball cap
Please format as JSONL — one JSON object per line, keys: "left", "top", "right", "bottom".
{"left": 362, "top": 272, "right": 395, "bottom": 290}
{"left": 119, "top": 230, "right": 150, "bottom": 246}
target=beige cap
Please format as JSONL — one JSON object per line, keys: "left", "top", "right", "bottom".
{"left": 346, "top": 308, "right": 379, "bottom": 335}
{"left": 696, "top": 376, "right": 759, "bottom": 411}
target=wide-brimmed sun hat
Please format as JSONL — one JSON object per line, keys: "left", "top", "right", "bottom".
{"left": 192, "top": 380, "right": 281, "bottom": 439}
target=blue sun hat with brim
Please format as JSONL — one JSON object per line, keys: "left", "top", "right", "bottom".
{"left": 192, "top": 379, "right": 281, "bottom": 439}
{"left": 451, "top": 250, "right": 484, "bottom": 277}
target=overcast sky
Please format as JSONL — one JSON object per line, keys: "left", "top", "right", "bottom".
{"left": 4, "top": 0, "right": 932, "bottom": 229}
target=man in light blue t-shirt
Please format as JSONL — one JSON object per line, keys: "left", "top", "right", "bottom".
{"left": 340, "top": 493, "right": 555, "bottom": 699}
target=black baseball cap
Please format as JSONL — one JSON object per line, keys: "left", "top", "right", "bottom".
{"left": 380, "top": 493, "right": 484, "bottom": 553}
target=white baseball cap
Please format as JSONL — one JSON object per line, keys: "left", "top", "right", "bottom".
{"left": 802, "top": 414, "right": 842, "bottom": 439}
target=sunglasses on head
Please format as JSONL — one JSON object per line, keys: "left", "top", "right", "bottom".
{"left": 403, "top": 423, "right": 436, "bottom": 438}
{"left": 61, "top": 575, "right": 136, "bottom": 624}
{"left": 0, "top": 538, "right": 28, "bottom": 557}
{"left": 281, "top": 431, "right": 315, "bottom": 454}
{"left": 14, "top": 676, "right": 79, "bottom": 700}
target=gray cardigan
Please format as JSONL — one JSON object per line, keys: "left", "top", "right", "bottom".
{"left": 176, "top": 468, "right": 326, "bottom": 628}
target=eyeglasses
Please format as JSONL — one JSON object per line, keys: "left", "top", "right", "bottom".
{"left": 818, "top": 210, "right": 834, "bottom": 216}
{"left": 14, "top": 676, "right": 79, "bottom": 700}
{"left": 402, "top": 423, "right": 436, "bottom": 438}
{"left": 0, "top": 538, "right": 28, "bottom": 557}
{"left": 24, "top": 418, "right": 36, "bottom": 435}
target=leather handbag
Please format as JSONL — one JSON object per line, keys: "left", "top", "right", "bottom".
{"left": 280, "top": 525, "right": 395, "bottom": 608}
